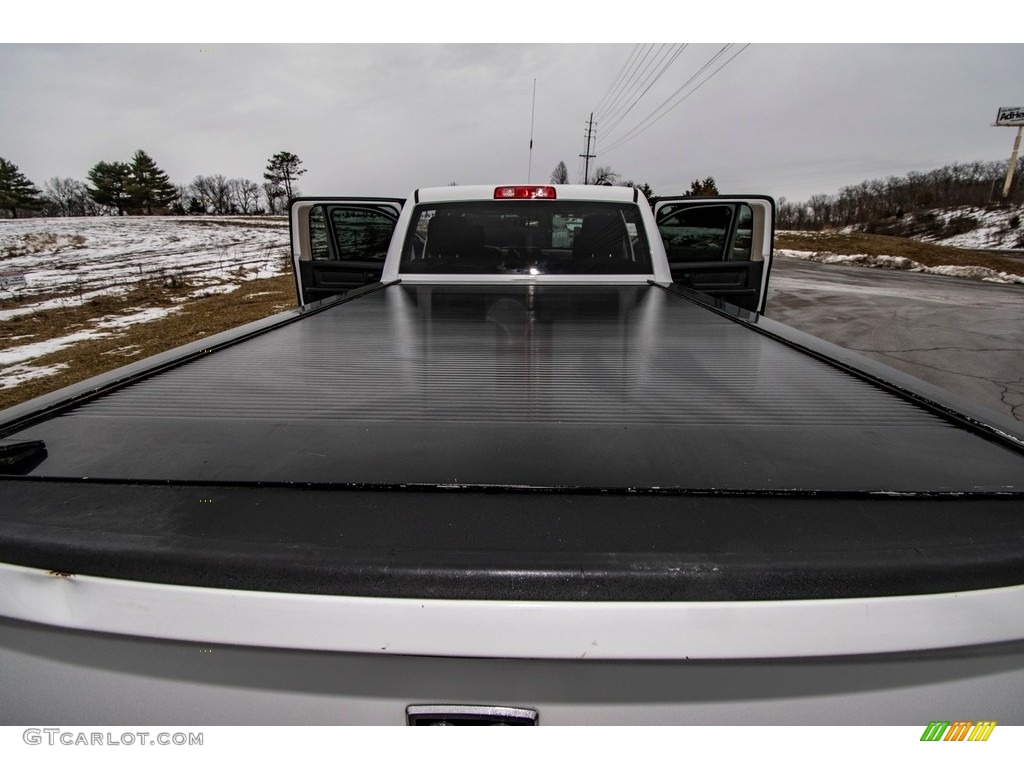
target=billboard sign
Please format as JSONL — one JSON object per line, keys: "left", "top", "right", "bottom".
{"left": 995, "top": 107, "right": 1024, "bottom": 126}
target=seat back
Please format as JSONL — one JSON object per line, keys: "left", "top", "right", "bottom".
{"left": 572, "top": 214, "right": 628, "bottom": 261}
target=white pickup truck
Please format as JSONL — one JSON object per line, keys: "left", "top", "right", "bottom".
{"left": 1, "top": 184, "right": 1022, "bottom": 725}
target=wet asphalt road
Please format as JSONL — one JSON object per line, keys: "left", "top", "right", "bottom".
{"left": 765, "top": 256, "right": 1024, "bottom": 423}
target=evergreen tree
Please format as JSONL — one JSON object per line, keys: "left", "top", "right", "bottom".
{"left": 625, "top": 181, "right": 655, "bottom": 199}
{"left": 263, "top": 151, "right": 306, "bottom": 204}
{"left": 128, "top": 150, "right": 176, "bottom": 214}
{"left": 550, "top": 161, "right": 569, "bottom": 185}
{"left": 0, "top": 158, "right": 43, "bottom": 218}
{"left": 87, "top": 161, "right": 134, "bottom": 215}
{"left": 686, "top": 177, "right": 719, "bottom": 196}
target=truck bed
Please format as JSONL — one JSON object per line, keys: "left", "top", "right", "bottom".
{"left": 2, "top": 283, "right": 1023, "bottom": 602}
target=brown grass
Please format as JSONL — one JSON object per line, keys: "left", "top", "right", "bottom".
{"left": 776, "top": 230, "right": 1024, "bottom": 277}
{"left": 0, "top": 275, "right": 296, "bottom": 411}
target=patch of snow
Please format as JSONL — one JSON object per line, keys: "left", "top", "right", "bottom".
{"left": 0, "top": 285, "right": 135, "bottom": 321}
{"left": 0, "top": 330, "right": 104, "bottom": 367}
{"left": 102, "top": 345, "right": 143, "bottom": 357}
{"left": 918, "top": 205, "right": 1024, "bottom": 249}
{"left": 0, "top": 362, "right": 70, "bottom": 388}
{"left": 94, "top": 306, "right": 181, "bottom": 329}
{"left": 1, "top": 301, "right": 188, "bottom": 388}
{"left": 190, "top": 284, "right": 240, "bottom": 298}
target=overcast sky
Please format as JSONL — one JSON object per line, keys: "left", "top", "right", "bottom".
{"left": 2, "top": 40, "right": 1022, "bottom": 205}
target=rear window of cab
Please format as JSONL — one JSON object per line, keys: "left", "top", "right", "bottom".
{"left": 400, "top": 201, "right": 652, "bottom": 276}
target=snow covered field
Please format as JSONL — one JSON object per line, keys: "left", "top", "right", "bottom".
{"left": 0, "top": 216, "right": 289, "bottom": 314}
{"left": 919, "top": 205, "right": 1024, "bottom": 250}
{"left": 0, "top": 216, "right": 290, "bottom": 391}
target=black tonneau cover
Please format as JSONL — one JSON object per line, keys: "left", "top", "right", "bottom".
{"left": 1, "top": 284, "right": 1023, "bottom": 600}
{"left": 5, "top": 284, "right": 1023, "bottom": 491}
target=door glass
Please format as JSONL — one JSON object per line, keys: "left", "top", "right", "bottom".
{"left": 329, "top": 207, "right": 397, "bottom": 262}
{"left": 309, "top": 205, "right": 330, "bottom": 260}
{"left": 729, "top": 204, "right": 754, "bottom": 261}
{"left": 657, "top": 204, "right": 733, "bottom": 262}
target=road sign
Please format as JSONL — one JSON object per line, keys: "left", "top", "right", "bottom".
{"left": 996, "top": 107, "right": 1024, "bottom": 126}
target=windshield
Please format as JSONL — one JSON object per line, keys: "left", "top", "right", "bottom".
{"left": 399, "top": 201, "right": 652, "bottom": 276}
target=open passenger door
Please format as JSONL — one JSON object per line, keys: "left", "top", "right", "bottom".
{"left": 290, "top": 197, "right": 404, "bottom": 306}
{"left": 650, "top": 196, "right": 774, "bottom": 313}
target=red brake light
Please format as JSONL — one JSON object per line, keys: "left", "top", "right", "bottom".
{"left": 494, "top": 185, "right": 557, "bottom": 200}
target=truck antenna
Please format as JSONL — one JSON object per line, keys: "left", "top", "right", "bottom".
{"left": 527, "top": 78, "right": 537, "bottom": 183}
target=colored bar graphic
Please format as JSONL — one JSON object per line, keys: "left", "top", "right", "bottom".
{"left": 968, "top": 722, "right": 997, "bottom": 742}
{"left": 920, "top": 720, "right": 996, "bottom": 742}
{"left": 921, "top": 721, "right": 950, "bottom": 741}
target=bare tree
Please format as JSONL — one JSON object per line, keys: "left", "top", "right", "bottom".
{"left": 43, "top": 177, "right": 93, "bottom": 216}
{"left": 191, "top": 175, "right": 232, "bottom": 214}
{"left": 589, "top": 166, "right": 620, "bottom": 186}
{"left": 807, "top": 194, "right": 832, "bottom": 229}
{"left": 230, "top": 178, "right": 261, "bottom": 215}
{"left": 170, "top": 184, "right": 190, "bottom": 215}
{"left": 263, "top": 182, "right": 284, "bottom": 215}
{"left": 550, "top": 161, "right": 569, "bottom": 185}
{"left": 780, "top": 157, "right": 1024, "bottom": 231}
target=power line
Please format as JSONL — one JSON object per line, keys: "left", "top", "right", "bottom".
{"left": 600, "top": 44, "right": 731, "bottom": 149}
{"left": 598, "top": 44, "right": 749, "bottom": 156}
{"left": 595, "top": 44, "right": 660, "bottom": 125}
{"left": 592, "top": 44, "right": 642, "bottom": 121}
{"left": 599, "top": 44, "right": 687, "bottom": 141}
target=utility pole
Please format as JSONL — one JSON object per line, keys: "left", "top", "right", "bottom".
{"left": 1002, "top": 126, "right": 1022, "bottom": 199}
{"left": 579, "top": 112, "right": 596, "bottom": 184}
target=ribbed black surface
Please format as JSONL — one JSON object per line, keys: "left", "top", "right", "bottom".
{"left": 74, "top": 285, "right": 936, "bottom": 426}
{"left": 11, "top": 285, "right": 1024, "bottom": 491}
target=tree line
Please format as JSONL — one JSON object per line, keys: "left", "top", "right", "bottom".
{"left": 777, "top": 158, "right": 1024, "bottom": 231}
{"left": 548, "top": 160, "right": 718, "bottom": 200}
{"left": 0, "top": 150, "right": 306, "bottom": 218}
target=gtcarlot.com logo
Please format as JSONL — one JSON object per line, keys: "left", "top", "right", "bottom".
{"left": 23, "top": 729, "right": 203, "bottom": 747}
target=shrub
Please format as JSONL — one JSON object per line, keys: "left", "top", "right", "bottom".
{"left": 941, "top": 215, "right": 979, "bottom": 238}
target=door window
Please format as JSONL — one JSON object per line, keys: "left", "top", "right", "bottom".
{"left": 657, "top": 203, "right": 754, "bottom": 262}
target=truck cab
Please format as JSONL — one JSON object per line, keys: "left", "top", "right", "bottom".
{"left": 290, "top": 185, "right": 774, "bottom": 312}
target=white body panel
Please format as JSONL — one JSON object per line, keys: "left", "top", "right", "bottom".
{"left": 2, "top": 563, "right": 1023, "bottom": 724}
{"left": 2, "top": 563, "right": 1024, "bottom": 660}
